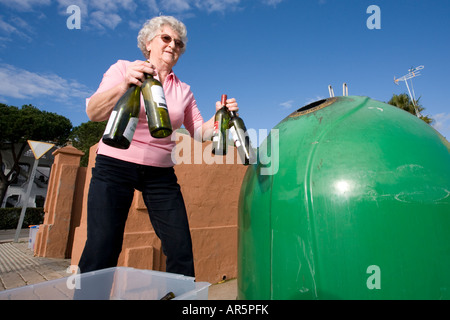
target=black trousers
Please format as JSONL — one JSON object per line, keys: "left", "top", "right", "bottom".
{"left": 78, "top": 154, "right": 195, "bottom": 277}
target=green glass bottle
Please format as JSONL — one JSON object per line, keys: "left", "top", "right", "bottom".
{"left": 102, "top": 85, "right": 141, "bottom": 149}
{"left": 229, "top": 108, "right": 256, "bottom": 165}
{"left": 141, "top": 67, "right": 172, "bottom": 138}
{"left": 160, "top": 292, "right": 175, "bottom": 300}
{"left": 211, "top": 94, "right": 230, "bottom": 155}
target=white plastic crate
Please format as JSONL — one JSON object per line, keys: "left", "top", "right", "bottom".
{"left": 0, "top": 267, "right": 210, "bottom": 300}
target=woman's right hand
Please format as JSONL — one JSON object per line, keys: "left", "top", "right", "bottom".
{"left": 87, "top": 61, "right": 157, "bottom": 122}
{"left": 124, "top": 60, "right": 157, "bottom": 87}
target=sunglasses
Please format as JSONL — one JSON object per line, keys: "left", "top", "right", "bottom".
{"left": 157, "top": 34, "right": 185, "bottom": 49}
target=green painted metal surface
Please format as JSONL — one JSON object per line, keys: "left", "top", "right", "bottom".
{"left": 238, "top": 96, "right": 450, "bottom": 300}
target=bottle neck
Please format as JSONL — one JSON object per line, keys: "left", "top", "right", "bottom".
{"left": 144, "top": 60, "right": 156, "bottom": 81}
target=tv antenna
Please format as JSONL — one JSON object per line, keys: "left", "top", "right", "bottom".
{"left": 328, "top": 83, "right": 349, "bottom": 97}
{"left": 394, "top": 65, "right": 424, "bottom": 117}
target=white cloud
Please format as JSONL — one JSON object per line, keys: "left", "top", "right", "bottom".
{"left": 305, "top": 96, "right": 326, "bottom": 105}
{"left": 1, "top": 0, "right": 284, "bottom": 33}
{"left": 0, "top": 16, "right": 18, "bottom": 34}
{"left": 0, "top": 63, "right": 92, "bottom": 101}
{"left": 193, "top": 0, "right": 241, "bottom": 13}
{"left": 0, "top": 0, "right": 50, "bottom": 12}
{"left": 0, "top": 15, "right": 33, "bottom": 41}
{"left": 56, "top": 0, "right": 88, "bottom": 16}
{"left": 158, "top": 0, "right": 243, "bottom": 14}
{"left": 90, "top": 11, "right": 122, "bottom": 30}
{"left": 279, "top": 100, "right": 295, "bottom": 109}
{"left": 161, "top": 0, "right": 191, "bottom": 13}
{"left": 1, "top": 0, "right": 138, "bottom": 32}
{"left": 90, "top": 0, "right": 137, "bottom": 13}
{"left": 432, "top": 112, "right": 450, "bottom": 138}
{"left": 56, "top": 0, "right": 127, "bottom": 30}
{"left": 9, "top": 16, "right": 30, "bottom": 29}
{"left": 147, "top": 0, "right": 160, "bottom": 12}
{"left": 262, "top": 0, "right": 283, "bottom": 7}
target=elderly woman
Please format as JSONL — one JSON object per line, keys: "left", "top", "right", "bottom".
{"left": 78, "top": 16, "right": 238, "bottom": 277}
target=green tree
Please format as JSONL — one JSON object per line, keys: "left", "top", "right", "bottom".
{"left": 387, "top": 93, "right": 433, "bottom": 124}
{"left": 69, "top": 121, "right": 107, "bottom": 167}
{"left": 0, "top": 103, "right": 72, "bottom": 205}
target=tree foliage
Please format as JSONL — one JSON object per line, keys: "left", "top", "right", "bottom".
{"left": 0, "top": 104, "right": 72, "bottom": 145}
{"left": 387, "top": 93, "right": 433, "bottom": 124}
{"left": 0, "top": 103, "right": 73, "bottom": 205}
{"left": 69, "top": 120, "right": 107, "bottom": 167}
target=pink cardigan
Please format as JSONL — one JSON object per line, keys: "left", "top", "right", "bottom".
{"left": 87, "top": 60, "right": 204, "bottom": 167}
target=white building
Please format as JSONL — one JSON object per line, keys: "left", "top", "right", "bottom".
{"left": 1, "top": 144, "right": 55, "bottom": 208}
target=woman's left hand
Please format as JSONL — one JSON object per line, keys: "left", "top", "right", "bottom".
{"left": 216, "top": 98, "right": 238, "bottom": 113}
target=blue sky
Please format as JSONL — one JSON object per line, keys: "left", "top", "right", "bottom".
{"left": 1, "top": 0, "right": 449, "bottom": 143}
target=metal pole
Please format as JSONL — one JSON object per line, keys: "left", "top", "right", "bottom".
{"left": 328, "top": 85, "right": 334, "bottom": 97}
{"left": 404, "top": 79, "right": 421, "bottom": 117}
{"left": 14, "top": 158, "right": 39, "bottom": 243}
{"left": 343, "top": 83, "right": 348, "bottom": 96}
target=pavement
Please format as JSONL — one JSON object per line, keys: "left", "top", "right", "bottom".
{"left": 0, "top": 229, "right": 237, "bottom": 300}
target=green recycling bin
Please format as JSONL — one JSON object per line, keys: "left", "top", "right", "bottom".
{"left": 238, "top": 96, "right": 450, "bottom": 299}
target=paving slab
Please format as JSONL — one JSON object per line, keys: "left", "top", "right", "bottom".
{"left": 0, "top": 230, "right": 237, "bottom": 299}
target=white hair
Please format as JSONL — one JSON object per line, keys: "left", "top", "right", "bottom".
{"left": 137, "top": 16, "right": 188, "bottom": 58}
